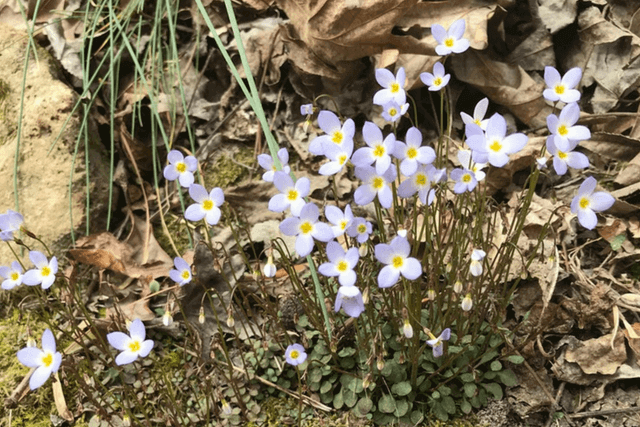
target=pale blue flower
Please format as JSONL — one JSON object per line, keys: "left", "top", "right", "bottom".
{"left": 23, "top": 251, "right": 57, "bottom": 290}
{"left": 426, "top": 328, "right": 451, "bottom": 358}
{"left": 375, "top": 235, "right": 422, "bottom": 288}
{"left": 268, "top": 172, "right": 309, "bottom": 217}
{"left": 352, "top": 122, "right": 395, "bottom": 175}
{"left": 334, "top": 285, "right": 365, "bottom": 317}
{"left": 257, "top": 148, "right": 291, "bottom": 182}
{"left": 432, "top": 19, "right": 469, "bottom": 56}
{"left": 318, "top": 240, "right": 359, "bottom": 287}
{"left": 397, "top": 164, "right": 445, "bottom": 205}
{"left": 169, "top": 257, "right": 192, "bottom": 286}
{"left": 300, "top": 104, "right": 314, "bottom": 115}
{"left": 0, "top": 209, "right": 24, "bottom": 241}
{"left": 420, "top": 62, "right": 450, "bottom": 91}
{"left": 466, "top": 113, "right": 528, "bottom": 167}
{"left": 319, "top": 137, "right": 353, "bottom": 176}
{"left": 279, "top": 203, "right": 334, "bottom": 257}
{"left": 107, "top": 319, "right": 154, "bottom": 366}
{"left": 185, "top": 185, "right": 224, "bottom": 225}
{"left": 346, "top": 217, "right": 372, "bottom": 244}
{"left": 571, "top": 177, "right": 615, "bottom": 230}
{"left": 309, "top": 111, "right": 355, "bottom": 156}
{"left": 394, "top": 127, "right": 436, "bottom": 177}
{"left": 546, "top": 136, "right": 589, "bottom": 176}
{"left": 0, "top": 261, "right": 23, "bottom": 290}
{"left": 163, "top": 150, "right": 198, "bottom": 188}
{"left": 285, "top": 343, "right": 307, "bottom": 366}
{"left": 546, "top": 102, "right": 591, "bottom": 152}
{"left": 17, "top": 328, "right": 62, "bottom": 390}
{"left": 381, "top": 101, "right": 409, "bottom": 122}
{"left": 354, "top": 165, "right": 396, "bottom": 209}
{"left": 457, "top": 149, "right": 486, "bottom": 181}
{"left": 543, "top": 66, "right": 582, "bottom": 104}
{"left": 450, "top": 168, "right": 477, "bottom": 194}
{"left": 373, "top": 67, "right": 406, "bottom": 106}
{"left": 460, "top": 98, "right": 490, "bottom": 130}
{"left": 325, "top": 204, "right": 354, "bottom": 237}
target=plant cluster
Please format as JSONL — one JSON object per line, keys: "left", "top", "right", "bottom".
{"left": 0, "top": 7, "right": 618, "bottom": 427}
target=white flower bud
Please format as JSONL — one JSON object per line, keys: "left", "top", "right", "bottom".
{"left": 402, "top": 319, "right": 414, "bottom": 339}
{"left": 162, "top": 311, "right": 173, "bottom": 326}
{"left": 461, "top": 293, "right": 473, "bottom": 312}
{"left": 453, "top": 280, "right": 463, "bottom": 294}
{"left": 263, "top": 256, "right": 276, "bottom": 278}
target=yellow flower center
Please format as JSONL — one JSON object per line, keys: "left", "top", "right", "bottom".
{"left": 128, "top": 340, "right": 141, "bottom": 353}
{"left": 41, "top": 266, "right": 51, "bottom": 277}
{"left": 373, "top": 145, "right": 385, "bottom": 158}
{"left": 444, "top": 37, "right": 454, "bottom": 48}
{"left": 332, "top": 131, "right": 344, "bottom": 144}
{"left": 337, "top": 261, "right": 348, "bottom": 272}
{"left": 339, "top": 154, "right": 348, "bottom": 165}
{"left": 462, "top": 173, "right": 472, "bottom": 183}
{"left": 388, "top": 108, "right": 397, "bottom": 116}
{"left": 181, "top": 270, "right": 190, "bottom": 280}
{"left": 340, "top": 220, "right": 348, "bottom": 230}
{"left": 176, "top": 162, "right": 187, "bottom": 173}
{"left": 557, "top": 125, "right": 568, "bottom": 136}
{"left": 392, "top": 256, "right": 404, "bottom": 269}
{"left": 300, "top": 222, "right": 313, "bottom": 234}
{"left": 474, "top": 119, "right": 481, "bottom": 126}
{"left": 579, "top": 197, "right": 590, "bottom": 209}
{"left": 358, "top": 224, "right": 367, "bottom": 233}
{"left": 415, "top": 173, "right": 427, "bottom": 186}
{"left": 290, "top": 350, "right": 299, "bottom": 359}
{"left": 11, "top": 272, "right": 19, "bottom": 281}
{"left": 489, "top": 140, "right": 502, "bottom": 152}
{"left": 372, "top": 177, "right": 384, "bottom": 189}
{"left": 433, "top": 77, "right": 442, "bottom": 86}
{"left": 555, "top": 85, "right": 565, "bottom": 95}
{"left": 287, "top": 189, "right": 299, "bottom": 201}
{"left": 202, "top": 200, "right": 213, "bottom": 211}
{"left": 41, "top": 352, "right": 53, "bottom": 367}
{"left": 406, "top": 147, "right": 417, "bottom": 159}
{"left": 558, "top": 151, "right": 567, "bottom": 159}
{"left": 390, "top": 82, "right": 400, "bottom": 93}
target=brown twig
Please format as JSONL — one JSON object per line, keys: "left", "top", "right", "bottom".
{"left": 4, "top": 368, "right": 35, "bottom": 409}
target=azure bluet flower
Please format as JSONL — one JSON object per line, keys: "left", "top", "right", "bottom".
{"left": 426, "top": 328, "right": 451, "bottom": 358}
{"left": 23, "top": 251, "right": 58, "bottom": 290}
{"left": 257, "top": 148, "right": 291, "bottom": 182}
{"left": 546, "top": 102, "right": 591, "bottom": 152}
{"left": 457, "top": 149, "right": 486, "bottom": 181}
{"left": 450, "top": 167, "right": 478, "bottom": 194}
{"left": 318, "top": 240, "right": 359, "bottom": 287}
{"left": 373, "top": 67, "right": 406, "bottom": 106}
{"left": 374, "top": 235, "right": 422, "bottom": 288}
{"left": 460, "top": 97, "right": 490, "bottom": 130}
{"left": 470, "top": 249, "right": 486, "bottom": 277}
{"left": 0, "top": 261, "right": 23, "bottom": 290}
{"left": 420, "top": 62, "right": 450, "bottom": 91}
{"left": 285, "top": 343, "right": 307, "bottom": 366}
{"left": 279, "top": 203, "right": 333, "bottom": 257}
{"left": 570, "top": 177, "right": 615, "bottom": 230}
{"left": 546, "top": 136, "right": 589, "bottom": 176}
{"left": 354, "top": 165, "right": 397, "bottom": 209}
{"left": 17, "top": 328, "right": 62, "bottom": 390}
{"left": 346, "top": 217, "right": 372, "bottom": 244}
{"left": 163, "top": 150, "right": 197, "bottom": 188}
{"left": 308, "top": 111, "right": 355, "bottom": 156}
{"left": 334, "top": 285, "right": 365, "bottom": 317}
{"left": 300, "top": 104, "right": 314, "bottom": 115}
{"left": 107, "top": 318, "right": 154, "bottom": 366}
{"left": 185, "top": 185, "right": 225, "bottom": 225}
{"left": 466, "top": 113, "right": 527, "bottom": 167}
{"left": 169, "top": 257, "right": 192, "bottom": 286}
{"left": 325, "top": 204, "right": 354, "bottom": 237}
{"left": 318, "top": 137, "right": 353, "bottom": 176}
{"left": 381, "top": 100, "right": 409, "bottom": 122}
{"left": 394, "top": 127, "right": 436, "bottom": 176}
{"left": 543, "top": 66, "right": 582, "bottom": 103}
{"left": 397, "top": 164, "right": 445, "bottom": 205}
{"left": 267, "top": 172, "right": 309, "bottom": 216}
{"left": 432, "top": 19, "right": 469, "bottom": 55}
{"left": 351, "top": 122, "right": 395, "bottom": 175}
{"left": 0, "top": 209, "right": 24, "bottom": 241}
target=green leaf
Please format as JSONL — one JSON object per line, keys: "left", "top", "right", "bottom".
{"left": 431, "top": 390, "right": 441, "bottom": 400}
{"left": 611, "top": 234, "right": 626, "bottom": 251}
{"left": 391, "top": 381, "right": 412, "bottom": 397}
{"left": 483, "top": 371, "right": 497, "bottom": 380}
{"left": 442, "top": 396, "right": 456, "bottom": 414}
{"left": 320, "top": 381, "right": 332, "bottom": 394}
{"left": 344, "top": 389, "right": 357, "bottom": 408}
{"left": 499, "top": 369, "right": 518, "bottom": 386}
{"left": 338, "top": 347, "right": 356, "bottom": 357}
{"left": 448, "top": 345, "right": 463, "bottom": 354}
{"left": 432, "top": 403, "right": 449, "bottom": 421}
{"left": 506, "top": 355, "right": 525, "bottom": 364}
{"left": 309, "top": 368, "right": 322, "bottom": 383}
{"left": 439, "top": 385, "right": 452, "bottom": 396}
{"left": 298, "top": 315, "right": 309, "bottom": 327}
{"left": 340, "top": 357, "right": 356, "bottom": 369}
{"left": 483, "top": 382, "right": 503, "bottom": 400}
{"left": 480, "top": 349, "right": 499, "bottom": 365}
{"left": 491, "top": 360, "right": 502, "bottom": 371}
{"left": 460, "top": 373, "right": 475, "bottom": 383}
{"left": 379, "top": 394, "right": 396, "bottom": 414}
{"left": 489, "top": 334, "right": 503, "bottom": 347}
{"left": 333, "top": 389, "right": 344, "bottom": 409}
{"left": 340, "top": 374, "right": 357, "bottom": 391}
{"left": 460, "top": 399, "right": 472, "bottom": 414}
{"left": 463, "top": 382, "right": 477, "bottom": 398}
{"left": 394, "top": 399, "right": 409, "bottom": 417}
{"left": 354, "top": 397, "right": 373, "bottom": 417}
{"left": 410, "top": 410, "right": 424, "bottom": 424}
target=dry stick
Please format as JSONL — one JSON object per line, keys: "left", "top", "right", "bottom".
{"left": 4, "top": 368, "right": 35, "bottom": 408}
{"left": 544, "top": 381, "right": 568, "bottom": 427}
{"left": 567, "top": 406, "right": 640, "bottom": 419}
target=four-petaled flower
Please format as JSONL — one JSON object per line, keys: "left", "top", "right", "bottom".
{"left": 381, "top": 101, "right": 409, "bottom": 122}
{"left": 185, "top": 185, "right": 225, "bottom": 225}
{"left": 268, "top": 172, "right": 309, "bottom": 217}
{"left": 163, "top": 150, "right": 198, "bottom": 188}
{"left": 426, "top": 328, "right": 451, "bottom": 358}
{"left": 354, "top": 165, "right": 397, "bottom": 209}
{"left": 318, "top": 240, "right": 359, "bottom": 287}
{"left": 257, "top": 148, "right": 291, "bottom": 182}
{"left": 394, "top": 127, "right": 436, "bottom": 176}
{"left": 285, "top": 343, "right": 307, "bottom": 366}
{"left": 432, "top": 19, "right": 469, "bottom": 56}
{"left": 546, "top": 102, "right": 591, "bottom": 152}
{"left": 543, "top": 66, "right": 582, "bottom": 104}
{"left": 318, "top": 136, "right": 353, "bottom": 176}
{"left": 300, "top": 104, "right": 314, "bottom": 116}
{"left": 351, "top": 122, "right": 395, "bottom": 175}
{"left": 169, "top": 257, "right": 192, "bottom": 286}
{"left": 546, "top": 136, "right": 589, "bottom": 176}
{"left": 373, "top": 67, "right": 407, "bottom": 106}
{"left": 397, "top": 164, "right": 445, "bottom": 205}
{"left": 0, "top": 261, "right": 23, "bottom": 290}
{"left": 308, "top": 111, "right": 355, "bottom": 156}
{"left": 470, "top": 249, "right": 486, "bottom": 277}
{"left": 325, "top": 205, "right": 354, "bottom": 238}
{"left": 570, "top": 177, "right": 615, "bottom": 230}
{"left": 334, "top": 285, "right": 365, "bottom": 317}
{"left": 375, "top": 235, "right": 422, "bottom": 288}
{"left": 107, "top": 318, "right": 154, "bottom": 366}
{"left": 460, "top": 98, "right": 490, "bottom": 130}
{"left": 23, "top": 251, "right": 58, "bottom": 290}
{"left": 457, "top": 149, "right": 486, "bottom": 182}
{"left": 466, "top": 113, "right": 528, "bottom": 167}
{"left": 420, "top": 62, "right": 450, "bottom": 91}
{"left": 279, "top": 203, "right": 334, "bottom": 257}
{"left": 346, "top": 217, "right": 373, "bottom": 244}
{"left": 0, "top": 209, "right": 24, "bottom": 241}
{"left": 17, "top": 328, "right": 62, "bottom": 390}
{"left": 450, "top": 167, "right": 478, "bottom": 194}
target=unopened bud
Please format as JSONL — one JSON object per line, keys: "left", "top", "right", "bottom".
{"left": 362, "top": 374, "right": 372, "bottom": 389}
{"left": 149, "top": 280, "right": 160, "bottom": 293}
{"left": 453, "top": 280, "right": 463, "bottom": 294}
{"left": 398, "top": 353, "right": 405, "bottom": 364}
{"left": 162, "top": 311, "right": 173, "bottom": 326}
{"left": 198, "top": 306, "right": 206, "bottom": 324}
{"left": 376, "top": 357, "right": 384, "bottom": 371}
{"left": 402, "top": 319, "right": 414, "bottom": 339}
{"left": 27, "top": 336, "right": 37, "bottom": 348}
{"left": 122, "top": 415, "right": 131, "bottom": 427}
{"left": 461, "top": 293, "right": 473, "bottom": 312}
{"left": 226, "top": 311, "right": 235, "bottom": 328}
{"left": 358, "top": 244, "right": 368, "bottom": 257}
{"left": 263, "top": 255, "right": 276, "bottom": 278}
{"left": 221, "top": 399, "right": 232, "bottom": 415}
{"left": 445, "top": 263, "right": 452, "bottom": 273}
{"left": 427, "top": 289, "right": 436, "bottom": 301}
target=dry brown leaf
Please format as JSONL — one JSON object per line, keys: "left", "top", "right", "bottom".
{"left": 565, "top": 331, "right": 627, "bottom": 375}
{"left": 598, "top": 218, "right": 627, "bottom": 243}
{"left": 537, "top": 0, "right": 578, "bottom": 34}
{"left": 53, "top": 372, "right": 73, "bottom": 422}
{"left": 451, "top": 50, "right": 551, "bottom": 127}
{"left": 579, "top": 132, "right": 640, "bottom": 161}
{"left": 624, "top": 323, "right": 640, "bottom": 366}
{"left": 506, "top": 25, "right": 555, "bottom": 71}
